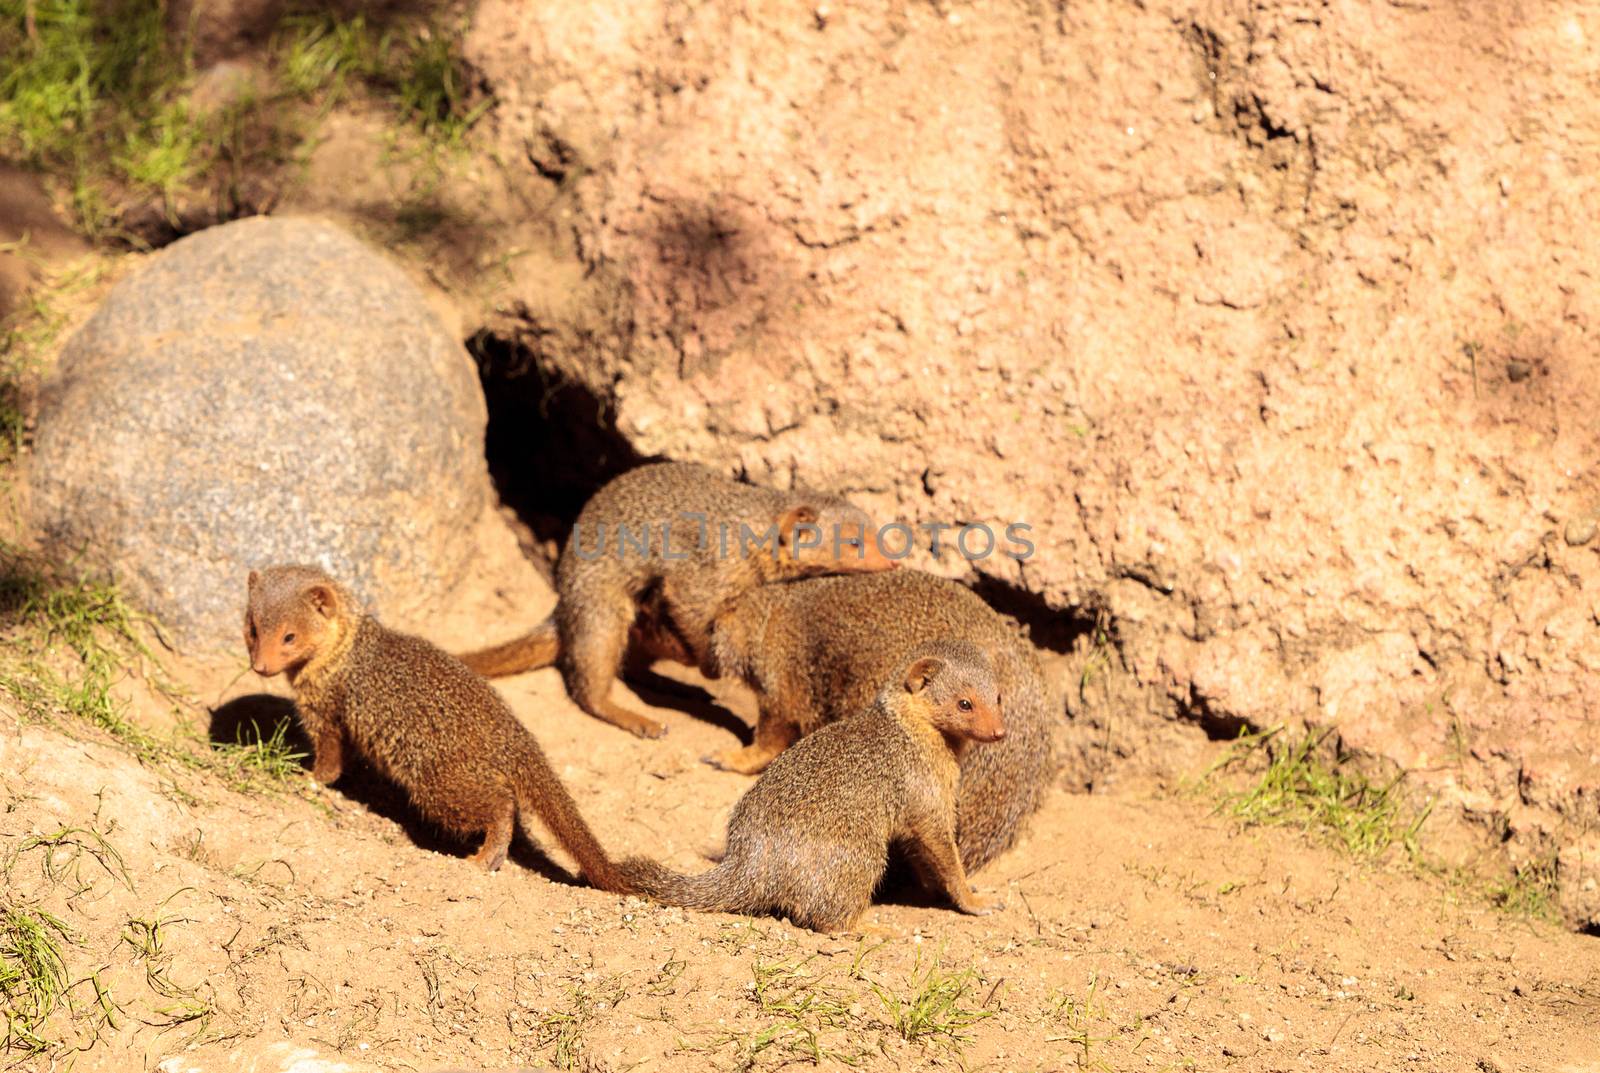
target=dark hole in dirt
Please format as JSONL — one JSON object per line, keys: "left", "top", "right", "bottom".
{"left": 1578, "top": 920, "right": 1600, "bottom": 939}
{"left": 113, "top": 200, "right": 273, "bottom": 252}
{"left": 1177, "top": 694, "right": 1255, "bottom": 741}
{"left": 970, "top": 574, "right": 1098, "bottom": 656}
{"left": 468, "top": 327, "right": 651, "bottom": 562}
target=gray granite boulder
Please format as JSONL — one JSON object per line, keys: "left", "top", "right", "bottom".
{"left": 30, "top": 216, "right": 491, "bottom": 649}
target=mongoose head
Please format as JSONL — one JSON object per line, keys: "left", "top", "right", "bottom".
{"left": 244, "top": 565, "right": 350, "bottom": 677}
{"left": 774, "top": 495, "right": 897, "bottom": 576}
{"left": 900, "top": 640, "right": 1006, "bottom": 745}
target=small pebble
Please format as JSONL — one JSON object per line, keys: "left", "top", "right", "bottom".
{"left": 1564, "top": 517, "right": 1596, "bottom": 546}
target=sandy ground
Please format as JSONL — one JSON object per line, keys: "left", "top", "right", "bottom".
{"left": 3, "top": 563, "right": 1598, "bottom": 1073}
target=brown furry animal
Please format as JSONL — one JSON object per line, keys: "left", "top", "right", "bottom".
{"left": 620, "top": 641, "right": 1007, "bottom": 933}
{"left": 702, "top": 569, "right": 1059, "bottom": 872}
{"left": 457, "top": 462, "right": 895, "bottom": 739}
{"left": 245, "top": 564, "right": 628, "bottom": 889}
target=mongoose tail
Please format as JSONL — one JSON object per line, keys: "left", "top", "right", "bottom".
{"left": 615, "top": 856, "right": 754, "bottom": 914}
{"left": 459, "top": 615, "right": 559, "bottom": 678}
{"left": 513, "top": 745, "right": 631, "bottom": 894}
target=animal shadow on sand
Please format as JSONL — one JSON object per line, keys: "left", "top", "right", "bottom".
{"left": 620, "top": 660, "right": 753, "bottom": 744}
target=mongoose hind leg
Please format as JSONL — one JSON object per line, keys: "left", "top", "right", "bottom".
{"left": 470, "top": 795, "right": 517, "bottom": 872}
{"left": 564, "top": 599, "right": 668, "bottom": 739}
{"left": 705, "top": 713, "right": 799, "bottom": 775}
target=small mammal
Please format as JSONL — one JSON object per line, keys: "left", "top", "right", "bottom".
{"left": 245, "top": 564, "right": 629, "bottom": 889}
{"left": 620, "top": 641, "right": 1007, "bottom": 933}
{"left": 703, "top": 569, "right": 1058, "bottom": 872}
{"left": 457, "top": 462, "right": 895, "bottom": 739}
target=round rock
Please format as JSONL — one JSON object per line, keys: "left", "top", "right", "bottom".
{"left": 30, "top": 216, "right": 491, "bottom": 649}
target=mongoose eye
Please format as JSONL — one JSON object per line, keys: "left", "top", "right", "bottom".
{"left": 283, "top": 632, "right": 296, "bottom": 644}
{"left": 958, "top": 698, "right": 973, "bottom": 712}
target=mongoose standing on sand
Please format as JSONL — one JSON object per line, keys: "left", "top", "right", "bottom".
{"left": 620, "top": 641, "right": 1007, "bottom": 933}
{"left": 703, "top": 569, "right": 1058, "bottom": 873}
{"left": 244, "top": 565, "right": 629, "bottom": 890}
{"left": 458, "top": 462, "right": 896, "bottom": 739}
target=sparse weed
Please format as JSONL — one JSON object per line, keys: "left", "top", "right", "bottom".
{"left": 742, "top": 956, "right": 862, "bottom": 1066}
{"left": 9, "top": 820, "right": 133, "bottom": 896}
{"left": 1485, "top": 853, "right": 1561, "bottom": 923}
{"left": 871, "top": 953, "right": 993, "bottom": 1049}
{"left": 1045, "top": 975, "right": 1114, "bottom": 1069}
{"left": 533, "top": 974, "right": 629, "bottom": 1071}
{"left": 644, "top": 955, "right": 687, "bottom": 996}
{"left": 684, "top": 954, "right": 872, "bottom": 1069}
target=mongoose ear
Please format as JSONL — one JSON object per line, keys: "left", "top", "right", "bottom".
{"left": 777, "top": 504, "right": 820, "bottom": 545}
{"left": 903, "top": 656, "right": 944, "bottom": 694}
{"left": 304, "top": 584, "right": 339, "bottom": 618}
{"left": 247, "top": 569, "right": 260, "bottom": 591}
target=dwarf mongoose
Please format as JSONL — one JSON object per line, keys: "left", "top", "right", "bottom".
{"left": 620, "top": 641, "right": 1007, "bottom": 932}
{"left": 458, "top": 462, "right": 895, "bottom": 738}
{"left": 245, "top": 565, "right": 628, "bottom": 889}
{"left": 703, "top": 569, "right": 1058, "bottom": 872}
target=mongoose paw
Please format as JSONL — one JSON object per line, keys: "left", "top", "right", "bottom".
{"left": 960, "top": 892, "right": 1004, "bottom": 917}
{"left": 310, "top": 762, "right": 343, "bottom": 786}
{"left": 701, "top": 748, "right": 768, "bottom": 775}
{"left": 629, "top": 717, "right": 668, "bottom": 739}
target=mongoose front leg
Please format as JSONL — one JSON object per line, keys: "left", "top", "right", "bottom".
{"left": 909, "top": 818, "right": 1004, "bottom": 917}
{"left": 305, "top": 715, "right": 345, "bottom": 785}
{"left": 705, "top": 697, "right": 801, "bottom": 774}
{"left": 470, "top": 794, "right": 516, "bottom": 872}
{"left": 563, "top": 598, "right": 667, "bottom": 739}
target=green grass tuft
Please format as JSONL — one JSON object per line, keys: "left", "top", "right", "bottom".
{"left": 0, "top": 3, "right": 490, "bottom": 237}
{"left": 0, "top": 546, "right": 306, "bottom": 795}
{"left": 0, "top": 904, "right": 73, "bottom": 1055}
{"left": 211, "top": 716, "right": 307, "bottom": 793}
{"left": 0, "top": 0, "right": 190, "bottom": 232}
{"left": 0, "top": 544, "right": 172, "bottom": 760}
{"left": 271, "top": 11, "right": 487, "bottom": 145}
{"left": 742, "top": 955, "right": 862, "bottom": 1066}
{"left": 1205, "top": 727, "right": 1432, "bottom": 859}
